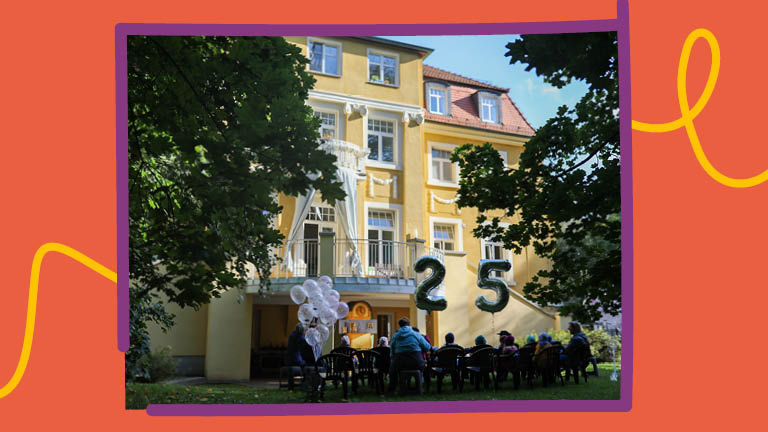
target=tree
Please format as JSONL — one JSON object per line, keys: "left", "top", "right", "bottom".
{"left": 127, "top": 36, "right": 345, "bottom": 376}
{"left": 453, "top": 32, "right": 619, "bottom": 323}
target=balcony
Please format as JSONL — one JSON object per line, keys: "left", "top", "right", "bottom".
{"left": 318, "top": 138, "right": 369, "bottom": 178}
{"left": 246, "top": 235, "right": 445, "bottom": 294}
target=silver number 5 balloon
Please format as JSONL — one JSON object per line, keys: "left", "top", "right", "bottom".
{"left": 475, "top": 259, "right": 511, "bottom": 313}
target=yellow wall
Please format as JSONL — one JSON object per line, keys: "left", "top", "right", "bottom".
{"left": 252, "top": 305, "right": 288, "bottom": 348}
{"left": 420, "top": 123, "right": 557, "bottom": 300}
{"left": 204, "top": 288, "right": 253, "bottom": 381}
{"left": 147, "top": 297, "right": 208, "bottom": 356}
{"left": 437, "top": 252, "right": 555, "bottom": 348}
{"left": 439, "top": 253, "right": 472, "bottom": 347}
{"left": 284, "top": 37, "right": 423, "bottom": 106}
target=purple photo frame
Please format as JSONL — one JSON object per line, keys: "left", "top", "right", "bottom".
{"left": 116, "top": 0, "right": 633, "bottom": 414}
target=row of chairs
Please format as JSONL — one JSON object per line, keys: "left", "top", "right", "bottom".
{"left": 281, "top": 343, "right": 593, "bottom": 400}
{"left": 425, "top": 342, "right": 593, "bottom": 393}
{"left": 286, "top": 346, "right": 390, "bottom": 400}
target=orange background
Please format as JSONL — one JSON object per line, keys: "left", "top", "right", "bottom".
{"left": 1, "top": 0, "right": 764, "bottom": 428}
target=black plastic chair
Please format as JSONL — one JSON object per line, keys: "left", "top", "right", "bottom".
{"left": 537, "top": 346, "right": 564, "bottom": 387}
{"left": 371, "top": 346, "right": 391, "bottom": 384}
{"left": 427, "top": 346, "right": 464, "bottom": 393}
{"left": 331, "top": 346, "right": 358, "bottom": 392}
{"left": 460, "top": 346, "right": 495, "bottom": 391}
{"left": 515, "top": 345, "right": 536, "bottom": 388}
{"left": 464, "top": 343, "right": 493, "bottom": 355}
{"left": 332, "top": 346, "right": 357, "bottom": 357}
{"left": 355, "top": 349, "right": 384, "bottom": 394}
{"left": 493, "top": 351, "right": 519, "bottom": 390}
{"left": 314, "top": 353, "right": 354, "bottom": 400}
{"left": 563, "top": 343, "right": 591, "bottom": 384}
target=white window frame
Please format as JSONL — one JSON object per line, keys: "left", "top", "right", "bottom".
{"left": 314, "top": 110, "right": 337, "bottom": 140}
{"left": 364, "top": 202, "right": 403, "bottom": 277}
{"left": 365, "top": 111, "right": 401, "bottom": 170}
{"left": 427, "top": 142, "right": 460, "bottom": 188}
{"left": 478, "top": 92, "right": 502, "bottom": 124}
{"left": 308, "top": 101, "right": 345, "bottom": 141}
{"left": 307, "top": 37, "right": 342, "bottom": 77}
{"left": 304, "top": 196, "right": 338, "bottom": 235}
{"left": 498, "top": 150, "right": 508, "bottom": 167}
{"left": 366, "top": 48, "right": 400, "bottom": 87}
{"left": 429, "top": 216, "right": 464, "bottom": 253}
{"left": 364, "top": 202, "right": 402, "bottom": 243}
{"left": 480, "top": 240, "right": 516, "bottom": 286}
{"left": 479, "top": 221, "right": 515, "bottom": 285}
{"left": 426, "top": 82, "right": 450, "bottom": 115}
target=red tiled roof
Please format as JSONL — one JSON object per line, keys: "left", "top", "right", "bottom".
{"left": 423, "top": 65, "right": 535, "bottom": 137}
{"left": 424, "top": 65, "right": 509, "bottom": 92}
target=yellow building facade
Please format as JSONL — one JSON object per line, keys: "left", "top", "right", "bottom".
{"left": 149, "top": 36, "right": 559, "bottom": 381}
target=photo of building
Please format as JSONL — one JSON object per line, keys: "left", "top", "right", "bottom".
{"left": 147, "top": 36, "right": 568, "bottom": 382}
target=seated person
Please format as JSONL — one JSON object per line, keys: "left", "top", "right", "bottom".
{"left": 522, "top": 335, "right": 537, "bottom": 350}
{"left": 561, "top": 321, "right": 590, "bottom": 364}
{"left": 440, "top": 332, "right": 460, "bottom": 349}
{"left": 285, "top": 323, "right": 315, "bottom": 367}
{"left": 533, "top": 332, "right": 552, "bottom": 369}
{"left": 534, "top": 332, "right": 551, "bottom": 356}
{"left": 496, "top": 330, "right": 511, "bottom": 350}
{"left": 340, "top": 334, "right": 351, "bottom": 347}
{"left": 387, "top": 317, "right": 431, "bottom": 393}
{"left": 464, "top": 335, "right": 489, "bottom": 355}
{"left": 501, "top": 335, "right": 518, "bottom": 354}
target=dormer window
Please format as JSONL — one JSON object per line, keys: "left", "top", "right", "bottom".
{"left": 426, "top": 82, "right": 450, "bottom": 115}
{"left": 481, "top": 96, "right": 498, "bottom": 123}
{"left": 477, "top": 91, "right": 502, "bottom": 124}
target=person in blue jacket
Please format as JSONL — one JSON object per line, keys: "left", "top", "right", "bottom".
{"left": 387, "top": 317, "right": 431, "bottom": 393}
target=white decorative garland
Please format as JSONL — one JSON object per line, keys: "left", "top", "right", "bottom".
{"left": 430, "top": 191, "right": 461, "bottom": 214}
{"left": 368, "top": 173, "right": 398, "bottom": 199}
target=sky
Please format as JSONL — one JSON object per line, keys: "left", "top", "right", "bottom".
{"left": 380, "top": 35, "right": 588, "bottom": 129}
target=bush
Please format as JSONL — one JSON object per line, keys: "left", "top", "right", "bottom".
{"left": 586, "top": 328, "right": 621, "bottom": 363}
{"left": 136, "top": 346, "right": 178, "bottom": 383}
{"left": 126, "top": 289, "right": 175, "bottom": 382}
{"left": 523, "top": 328, "right": 621, "bottom": 363}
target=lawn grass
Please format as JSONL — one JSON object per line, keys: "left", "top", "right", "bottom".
{"left": 126, "top": 363, "right": 620, "bottom": 409}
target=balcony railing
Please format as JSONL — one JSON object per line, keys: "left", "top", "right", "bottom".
{"left": 255, "top": 237, "right": 444, "bottom": 281}
{"left": 335, "top": 238, "right": 416, "bottom": 279}
{"left": 319, "top": 138, "right": 369, "bottom": 176}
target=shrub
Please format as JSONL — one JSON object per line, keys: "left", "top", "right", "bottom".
{"left": 523, "top": 328, "right": 621, "bottom": 363}
{"left": 136, "top": 346, "right": 178, "bottom": 383}
{"left": 586, "top": 328, "right": 621, "bottom": 363}
{"left": 126, "top": 290, "right": 175, "bottom": 382}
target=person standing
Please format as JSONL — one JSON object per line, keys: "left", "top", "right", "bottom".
{"left": 285, "top": 323, "right": 314, "bottom": 367}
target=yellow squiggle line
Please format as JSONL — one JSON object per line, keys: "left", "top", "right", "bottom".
{"left": 632, "top": 28, "right": 768, "bottom": 188}
{"left": 0, "top": 243, "right": 117, "bottom": 399}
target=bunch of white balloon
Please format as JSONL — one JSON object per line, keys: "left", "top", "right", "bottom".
{"left": 290, "top": 275, "right": 349, "bottom": 346}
